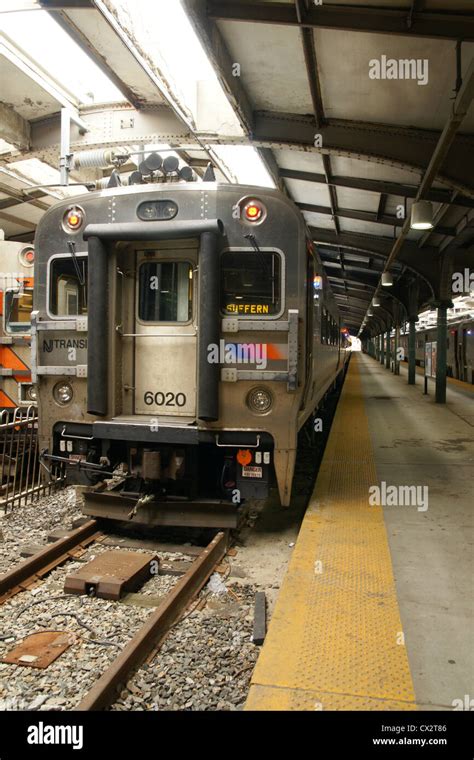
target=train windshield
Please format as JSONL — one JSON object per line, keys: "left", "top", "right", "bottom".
{"left": 49, "top": 256, "right": 88, "bottom": 316}
{"left": 4, "top": 289, "right": 33, "bottom": 333}
{"left": 138, "top": 261, "right": 193, "bottom": 322}
{"left": 220, "top": 250, "right": 281, "bottom": 316}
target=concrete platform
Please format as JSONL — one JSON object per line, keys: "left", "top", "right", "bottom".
{"left": 361, "top": 353, "right": 473, "bottom": 710}
{"left": 245, "top": 352, "right": 473, "bottom": 711}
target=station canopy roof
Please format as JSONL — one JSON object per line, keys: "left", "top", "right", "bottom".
{"left": 0, "top": 0, "right": 473, "bottom": 334}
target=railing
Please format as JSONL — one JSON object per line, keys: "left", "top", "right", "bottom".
{"left": 0, "top": 407, "right": 65, "bottom": 512}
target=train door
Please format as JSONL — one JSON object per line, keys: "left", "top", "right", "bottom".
{"left": 133, "top": 241, "right": 198, "bottom": 417}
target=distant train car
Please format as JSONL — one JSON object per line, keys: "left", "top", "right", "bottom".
{"left": 398, "top": 319, "right": 474, "bottom": 383}
{"left": 33, "top": 181, "right": 348, "bottom": 524}
{"left": 0, "top": 234, "right": 36, "bottom": 413}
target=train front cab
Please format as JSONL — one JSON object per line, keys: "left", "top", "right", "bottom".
{"left": 36, "top": 186, "right": 318, "bottom": 521}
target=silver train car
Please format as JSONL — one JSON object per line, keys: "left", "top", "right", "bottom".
{"left": 33, "top": 182, "right": 348, "bottom": 525}
{"left": 398, "top": 318, "right": 474, "bottom": 383}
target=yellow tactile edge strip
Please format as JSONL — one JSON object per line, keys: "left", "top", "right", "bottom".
{"left": 245, "top": 355, "right": 417, "bottom": 711}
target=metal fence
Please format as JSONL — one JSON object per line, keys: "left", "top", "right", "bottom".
{"left": 0, "top": 407, "right": 64, "bottom": 512}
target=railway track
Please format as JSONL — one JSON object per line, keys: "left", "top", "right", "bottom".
{"left": 0, "top": 376, "right": 346, "bottom": 712}
{"left": 0, "top": 520, "right": 229, "bottom": 710}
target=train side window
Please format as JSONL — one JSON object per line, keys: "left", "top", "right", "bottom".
{"left": 49, "top": 256, "right": 88, "bottom": 316}
{"left": 221, "top": 250, "right": 281, "bottom": 316}
{"left": 138, "top": 261, "right": 192, "bottom": 322}
{"left": 4, "top": 289, "right": 33, "bottom": 334}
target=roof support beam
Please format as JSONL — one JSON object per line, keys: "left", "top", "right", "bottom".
{"left": 182, "top": 0, "right": 282, "bottom": 190}
{"left": 0, "top": 183, "right": 49, "bottom": 213}
{"left": 321, "top": 154, "right": 339, "bottom": 235}
{"left": 208, "top": 2, "right": 474, "bottom": 41}
{"left": 376, "top": 193, "right": 387, "bottom": 221}
{"left": 295, "top": 0, "right": 324, "bottom": 129}
{"left": 311, "top": 227, "right": 437, "bottom": 295}
{"left": 48, "top": 10, "right": 144, "bottom": 109}
{"left": 299, "top": 201, "right": 455, "bottom": 235}
{"left": 279, "top": 168, "right": 474, "bottom": 208}
{"left": 381, "top": 56, "right": 474, "bottom": 277}
{"left": 254, "top": 112, "right": 474, "bottom": 196}
{"left": 0, "top": 210, "right": 35, "bottom": 231}
{"left": 0, "top": 102, "right": 30, "bottom": 152}
{"left": 183, "top": 0, "right": 253, "bottom": 133}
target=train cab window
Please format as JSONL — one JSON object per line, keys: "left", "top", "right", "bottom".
{"left": 221, "top": 251, "right": 281, "bottom": 316}
{"left": 138, "top": 261, "right": 192, "bottom": 322}
{"left": 49, "top": 256, "right": 88, "bottom": 316}
{"left": 4, "top": 289, "right": 33, "bottom": 333}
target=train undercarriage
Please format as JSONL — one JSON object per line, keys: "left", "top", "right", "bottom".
{"left": 44, "top": 422, "right": 276, "bottom": 528}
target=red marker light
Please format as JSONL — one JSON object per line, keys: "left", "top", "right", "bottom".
{"left": 242, "top": 199, "right": 265, "bottom": 223}
{"left": 20, "top": 247, "right": 35, "bottom": 266}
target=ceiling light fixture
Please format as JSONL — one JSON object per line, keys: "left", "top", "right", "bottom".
{"left": 411, "top": 200, "right": 433, "bottom": 230}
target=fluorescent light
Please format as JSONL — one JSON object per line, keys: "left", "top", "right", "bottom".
{"left": 0, "top": 9, "right": 122, "bottom": 104}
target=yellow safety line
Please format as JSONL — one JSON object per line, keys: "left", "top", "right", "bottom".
{"left": 245, "top": 354, "right": 417, "bottom": 710}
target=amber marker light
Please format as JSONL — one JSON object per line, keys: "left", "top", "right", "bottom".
{"left": 242, "top": 198, "right": 266, "bottom": 223}
{"left": 64, "top": 206, "right": 84, "bottom": 232}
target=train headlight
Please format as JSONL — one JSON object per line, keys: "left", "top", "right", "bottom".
{"left": 246, "top": 387, "right": 273, "bottom": 414}
{"left": 63, "top": 206, "right": 84, "bottom": 233}
{"left": 53, "top": 382, "right": 73, "bottom": 405}
{"left": 26, "top": 385, "right": 37, "bottom": 402}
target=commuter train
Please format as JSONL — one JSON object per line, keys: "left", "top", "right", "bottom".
{"left": 398, "top": 318, "right": 474, "bottom": 383}
{"left": 33, "top": 176, "right": 348, "bottom": 525}
{"left": 0, "top": 234, "right": 36, "bottom": 413}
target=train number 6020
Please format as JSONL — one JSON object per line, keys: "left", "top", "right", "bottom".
{"left": 144, "top": 391, "right": 187, "bottom": 407}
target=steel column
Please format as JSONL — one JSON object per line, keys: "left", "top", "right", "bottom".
{"left": 394, "top": 325, "right": 400, "bottom": 375}
{"left": 408, "top": 317, "right": 417, "bottom": 384}
{"left": 436, "top": 304, "right": 448, "bottom": 403}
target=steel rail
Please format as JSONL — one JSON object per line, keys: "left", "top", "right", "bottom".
{"left": 0, "top": 519, "right": 102, "bottom": 604}
{"left": 76, "top": 530, "right": 228, "bottom": 711}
